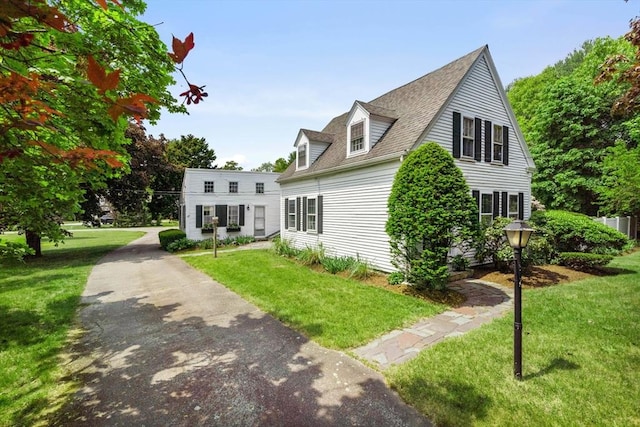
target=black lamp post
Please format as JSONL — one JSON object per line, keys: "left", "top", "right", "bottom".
{"left": 504, "top": 219, "right": 534, "bottom": 380}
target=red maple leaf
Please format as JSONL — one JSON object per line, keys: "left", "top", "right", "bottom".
{"left": 108, "top": 93, "right": 157, "bottom": 123}
{"left": 87, "top": 56, "right": 120, "bottom": 94}
{"left": 168, "top": 33, "right": 195, "bottom": 64}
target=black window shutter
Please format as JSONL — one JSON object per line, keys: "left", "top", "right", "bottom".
{"left": 492, "top": 191, "right": 500, "bottom": 219}
{"left": 317, "top": 195, "right": 323, "bottom": 234}
{"left": 284, "top": 198, "right": 289, "bottom": 228}
{"left": 452, "top": 112, "right": 461, "bottom": 158}
{"left": 239, "top": 205, "right": 245, "bottom": 226}
{"left": 216, "top": 205, "right": 227, "bottom": 227}
{"left": 472, "top": 190, "right": 480, "bottom": 209}
{"left": 503, "top": 126, "right": 509, "bottom": 165}
{"left": 474, "top": 118, "right": 482, "bottom": 161}
{"left": 501, "top": 192, "right": 508, "bottom": 217}
{"left": 296, "top": 197, "right": 301, "bottom": 231}
{"left": 302, "top": 197, "right": 308, "bottom": 232}
{"left": 485, "top": 120, "right": 492, "bottom": 162}
{"left": 518, "top": 192, "right": 524, "bottom": 220}
{"left": 196, "top": 205, "right": 203, "bottom": 228}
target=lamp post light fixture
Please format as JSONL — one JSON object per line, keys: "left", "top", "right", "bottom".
{"left": 504, "top": 219, "right": 534, "bottom": 380}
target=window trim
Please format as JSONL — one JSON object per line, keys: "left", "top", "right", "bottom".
{"left": 203, "top": 205, "right": 215, "bottom": 226}
{"left": 508, "top": 194, "right": 519, "bottom": 219}
{"left": 256, "top": 182, "right": 264, "bottom": 194}
{"left": 229, "top": 181, "right": 238, "bottom": 193}
{"left": 462, "top": 116, "right": 475, "bottom": 158}
{"left": 492, "top": 123, "right": 504, "bottom": 163}
{"left": 228, "top": 205, "right": 239, "bottom": 227}
{"left": 306, "top": 197, "right": 317, "bottom": 233}
{"left": 204, "top": 181, "right": 214, "bottom": 193}
{"left": 297, "top": 144, "right": 307, "bottom": 169}
{"left": 480, "top": 193, "right": 493, "bottom": 226}
{"left": 287, "top": 198, "right": 296, "bottom": 229}
{"left": 349, "top": 121, "right": 365, "bottom": 154}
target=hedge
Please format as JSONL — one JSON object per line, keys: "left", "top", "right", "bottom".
{"left": 159, "top": 229, "right": 186, "bottom": 251}
{"left": 558, "top": 252, "right": 614, "bottom": 272}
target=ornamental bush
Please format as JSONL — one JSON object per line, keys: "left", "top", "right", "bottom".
{"left": 529, "top": 210, "right": 631, "bottom": 255}
{"left": 158, "top": 229, "right": 186, "bottom": 251}
{"left": 166, "top": 237, "right": 198, "bottom": 253}
{"left": 558, "top": 252, "right": 614, "bottom": 272}
{"left": 386, "top": 142, "right": 480, "bottom": 290}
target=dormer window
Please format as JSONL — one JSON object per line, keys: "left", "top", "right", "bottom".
{"left": 350, "top": 122, "right": 364, "bottom": 153}
{"left": 297, "top": 144, "right": 307, "bottom": 168}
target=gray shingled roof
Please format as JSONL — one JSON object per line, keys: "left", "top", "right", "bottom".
{"left": 300, "top": 129, "right": 334, "bottom": 144}
{"left": 278, "top": 46, "right": 486, "bottom": 182}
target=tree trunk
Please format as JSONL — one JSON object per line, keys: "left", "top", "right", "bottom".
{"left": 25, "top": 230, "right": 42, "bottom": 257}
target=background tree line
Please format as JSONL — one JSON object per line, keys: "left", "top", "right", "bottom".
{"left": 507, "top": 18, "right": 640, "bottom": 219}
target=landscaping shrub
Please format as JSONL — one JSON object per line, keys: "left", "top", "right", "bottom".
{"left": 321, "top": 255, "right": 356, "bottom": 274}
{"left": 530, "top": 210, "right": 631, "bottom": 255}
{"left": 234, "top": 235, "right": 256, "bottom": 245}
{"left": 387, "top": 142, "right": 480, "bottom": 290}
{"left": 558, "top": 252, "right": 614, "bottom": 272}
{"left": 159, "top": 229, "right": 186, "bottom": 251}
{"left": 449, "top": 254, "right": 470, "bottom": 272}
{"left": 387, "top": 271, "right": 405, "bottom": 285}
{"left": 167, "top": 238, "right": 198, "bottom": 253}
{"left": 350, "top": 257, "right": 373, "bottom": 280}
{"left": 474, "top": 217, "right": 514, "bottom": 271}
{"left": 296, "top": 244, "right": 325, "bottom": 266}
{"left": 273, "top": 237, "right": 300, "bottom": 257}
{"left": 0, "top": 239, "right": 34, "bottom": 263}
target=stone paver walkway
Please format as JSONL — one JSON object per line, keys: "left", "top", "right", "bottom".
{"left": 354, "top": 279, "right": 514, "bottom": 369}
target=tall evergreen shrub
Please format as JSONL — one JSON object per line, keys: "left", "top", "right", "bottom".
{"left": 386, "top": 142, "right": 480, "bottom": 290}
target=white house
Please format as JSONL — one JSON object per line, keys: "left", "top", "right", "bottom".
{"left": 277, "top": 45, "right": 536, "bottom": 272}
{"left": 180, "top": 169, "right": 281, "bottom": 240}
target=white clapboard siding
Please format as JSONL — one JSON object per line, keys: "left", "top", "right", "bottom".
{"left": 310, "top": 142, "right": 330, "bottom": 165}
{"left": 181, "top": 169, "right": 281, "bottom": 240}
{"left": 281, "top": 160, "right": 401, "bottom": 271}
{"left": 423, "top": 55, "right": 532, "bottom": 220}
{"left": 370, "top": 119, "right": 391, "bottom": 147}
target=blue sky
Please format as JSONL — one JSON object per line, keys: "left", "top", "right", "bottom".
{"left": 141, "top": 0, "right": 637, "bottom": 170}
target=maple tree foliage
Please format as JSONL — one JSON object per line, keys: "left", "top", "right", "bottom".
{"left": 0, "top": 0, "right": 204, "bottom": 256}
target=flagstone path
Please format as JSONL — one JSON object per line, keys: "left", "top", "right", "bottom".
{"left": 354, "top": 280, "right": 514, "bottom": 369}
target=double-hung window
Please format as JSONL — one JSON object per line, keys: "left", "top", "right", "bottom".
{"left": 287, "top": 199, "right": 296, "bottom": 229}
{"left": 228, "top": 205, "right": 239, "bottom": 226}
{"left": 481, "top": 193, "right": 493, "bottom": 226}
{"left": 229, "top": 181, "right": 238, "bottom": 193}
{"left": 462, "top": 117, "right": 474, "bottom": 157}
{"left": 307, "top": 198, "right": 316, "bottom": 232}
{"left": 297, "top": 144, "right": 307, "bottom": 168}
{"left": 493, "top": 124, "right": 503, "bottom": 162}
{"left": 204, "top": 181, "right": 214, "bottom": 193}
{"left": 509, "top": 194, "right": 519, "bottom": 219}
{"left": 203, "top": 206, "right": 214, "bottom": 225}
{"left": 256, "top": 182, "right": 264, "bottom": 194}
{"left": 350, "top": 122, "right": 364, "bottom": 153}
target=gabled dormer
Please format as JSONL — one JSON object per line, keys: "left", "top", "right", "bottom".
{"left": 346, "top": 101, "right": 397, "bottom": 158}
{"left": 294, "top": 129, "right": 333, "bottom": 171}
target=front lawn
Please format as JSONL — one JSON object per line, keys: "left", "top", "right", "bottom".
{"left": 386, "top": 250, "right": 640, "bottom": 426}
{"left": 0, "top": 230, "right": 144, "bottom": 427}
{"left": 183, "top": 250, "right": 446, "bottom": 349}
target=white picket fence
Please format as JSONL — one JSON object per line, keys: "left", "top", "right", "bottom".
{"left": 593, "top": 216, "right": 638, "bottom": 239}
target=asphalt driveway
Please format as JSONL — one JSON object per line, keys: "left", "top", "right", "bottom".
{"left": 54, "top": 231, "right": 430, "bottom": 426}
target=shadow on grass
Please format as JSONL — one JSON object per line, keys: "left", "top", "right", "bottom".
{"left": 392, "top": 377, "right": 491, "bottom": 426}
{"left": 524, "top": 357, "right": 580, "bottom": 380}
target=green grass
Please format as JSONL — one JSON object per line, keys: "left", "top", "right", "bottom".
{"left": 386, "top": 250, "right": 640, "bottom": 426}
{"left": 183, "top": 250, "right": 445, "bottom": 349}
{"left": 0, "top": 230, "right": 144, "bottom": 427}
